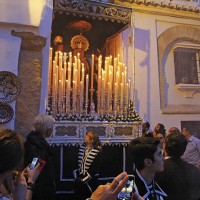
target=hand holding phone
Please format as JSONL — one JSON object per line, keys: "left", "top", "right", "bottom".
{"left": 29, "top": 157, "right": 46, "bottom": 173}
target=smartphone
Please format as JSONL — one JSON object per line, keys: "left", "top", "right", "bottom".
{"left": 29, "top": 157, "right": 46, "bottom": 173}
{"left": 29, "top": 157, "right": 39, "bottom": 170}
{"left": 117, "top": 175, "right": 135, "bottom": 200}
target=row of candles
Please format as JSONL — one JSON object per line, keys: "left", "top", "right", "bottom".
{"left": 48, "top": 47, "right": 132, "bottom": 116}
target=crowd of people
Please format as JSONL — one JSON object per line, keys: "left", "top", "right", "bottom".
{"left": 0, "top": 115, "right": 200, "bottom": 200}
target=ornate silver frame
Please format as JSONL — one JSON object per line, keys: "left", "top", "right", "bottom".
{"left": 47, "top": 121, "right": 142, "bottom": 145}
{"left": 54, "top": 0, "right": 132, "bottom": 25}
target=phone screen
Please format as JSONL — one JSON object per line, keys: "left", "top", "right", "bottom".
{"left": 29, "top": 157, "right": 39, "bottom": 170}
{"left": 117, "top": 175, "right": 135, "bottom": 200}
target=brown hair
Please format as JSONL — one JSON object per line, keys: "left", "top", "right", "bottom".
{"left": 88, "top": 131, "right": 102, "bottom": 150}
{"left": 129, "top": 137, "right": 160, "bottom": 170}
{"left": 0, "top": 129, "right": 24, "bottom": 174}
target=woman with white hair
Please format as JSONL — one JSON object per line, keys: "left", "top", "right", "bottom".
{"left": 24, "top": 114, "right": 56, "bottom": 200}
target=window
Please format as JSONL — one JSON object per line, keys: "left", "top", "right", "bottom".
{"left": 174, "top": 47, "right": 200, "bottom": 84}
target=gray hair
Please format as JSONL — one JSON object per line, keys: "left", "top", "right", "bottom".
{"left": 34, "top": 114, "right": 55, "bottom": 133}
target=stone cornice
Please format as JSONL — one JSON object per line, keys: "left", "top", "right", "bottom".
{"left": 116, "top": 0, "right": 200, "bottom": 20}
{"left": 54, "top": 0, "right": 132, "bottom": 24}
{"left": 11, "top": 31, "right": 46, "bottom": 51}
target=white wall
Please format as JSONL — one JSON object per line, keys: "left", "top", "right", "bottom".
{"left": 133, "top": 12, "right": 200, "bottom": 131}
{"left": 0, "top": 0, "right": 53, "bottom": 129}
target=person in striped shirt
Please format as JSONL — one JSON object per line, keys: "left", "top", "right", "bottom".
{"left": 74, "top": 131, "right": 102, "bottom": 200}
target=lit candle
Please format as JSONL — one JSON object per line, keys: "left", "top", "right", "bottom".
{"left": 109, "top": 55, "right": 112, "bottom": 66}
{"left": 81, "top": 65, "right": 85, "bottom": 92}
{"left": 68, "top": 62, "right": 71, "bottom": 91}
{"left": 73, "top": 63, "right": 76, "bottom": 83}
{"left": 48, "top": 56, "right": 52, "bottom": 93}
{"left": 98, "top": 63, "right": 101, "bottom": 84}
{"left": 126, "top": 83, "right": 129, "bottom": 106}
{"left": 77, "top": 53, "right": 80, "bottom": 60}
{"left": 81, "top": 63, "right": 85, "bottom": 85}
{"left": 56, "top": 65, "right": 59, "bottom": 94}
{"left": 49, "top": 47, "right": 53, "bottom": 92}
{"left": 101, "top": 71, "right": 105, "bottom": 107}
{"left": 59, "top": 80, "right": 62, "bottom": 105}
{"left": 53, "top": 74, "right": 57, "bottom": 106}
{"left": 114, "top": 82, "right": 118, "bottom": 108}
{"left": 86, "top": 75, "right": 89, "bottom": 105}
{"left": 98, "top": 75, "right": 101, "bottom": 111}
{"left": 91, "top": 54, "right": 94, "bottom": 89}
{"left": 77, "top": 59, "right": 81, "bottom": 91}
{"left": 109, "top": 66, "right": 113, "bottom": 87}
{"left": 52, "top": 73, "right": 55, "bottom": 99}
{"left": 69, "top": 52, "right": 72, "bottom": 65}
{"left": 53, "top": 61, "right": 56, "bottom": 77}
{"left": 75, "top": 69, "right": 78, "bottom": 93}
{"left": 74, "top": 56, "right": 77, "bottom": 71}
{"left": 107, "top": 82, "right": 110, "bottom": 107}
{"left": 64, "top": 52, "right": 67, "bottom": 62}
{"left": 59, "top": 56, "right": 62, "bottom": 81}
{"left": 128, "top": 79, "right": 131, "bottom": 101}
{"left": 124, "top": 67, "right": 127, "bottom": 85}
{"left": 66, "top": 80, "right": 68, "bottom": 105}
{"left": 80, "top": 81, "right": 83, "bottom": 112}
{"left": 50, "top": 47, "right": 53, "bottom": 58}
{"left": 120, "top": 83, "right": 124, "bottom": 106}
{"left": 63, "top": 62, "right": 67, "bottom": 95}
{"left": 98, "top": 55, "right": 102, "bottom": 70}
{"left": 59, "top": 51, "right": 62, "bottom": 57}
{"left": 104, "top": 60, "right": 108, "bottom": 86}
{"left": 72, "top": 81, "right": 76, "bottom": 114}
{"left": 73, "top": 81, "right": 76, "bottom": 101}
{"left": 113, "top": 58, "right": 117, "bottom": 84}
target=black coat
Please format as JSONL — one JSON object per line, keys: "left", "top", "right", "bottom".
{"left": 155, "top": 158, "right": 200, "bottom": 200}
{"left": 24, "top": 131, "right": 56, "bottom": 200}
{"left": 73, "top": 145, "right": 102, "bottom": 199}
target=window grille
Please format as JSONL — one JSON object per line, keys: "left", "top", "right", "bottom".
{"left": 174, "top": 47, "right": 200, "bottom": 84}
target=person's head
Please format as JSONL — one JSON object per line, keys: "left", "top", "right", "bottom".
{"left": 182, "top": 127, "right": 192, "bottom": 139}
{"left": 54, "top": 35, "right": 64, "bottom": 52}
{"left": 142, "top": 122, "right": 150, "bottom": 133}
{"left": 164, "top": 131, "right": 187, "bottom": 158}
{"left": 155, "top": 129, "right": 166, "bottom": 145}
{"left": 167, "top": 127, "right": 180, "bottom": 136}
{"left": 84, "top": 131, "right": 101, "bottom": 150}
{"left": 156, "top": 123, "right": 164, "bottom": 130}
{"left": 129, "top": 137, "right": 164, "bottom": 172}
{"left": 34, "top": 114, "right": 55, "bottom": 138}
{"left": 0, "top": 129, "right": 24, "bottom": 183}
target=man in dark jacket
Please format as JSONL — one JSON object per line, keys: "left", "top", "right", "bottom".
{"left": 24, "top": 114, "right": 56, "bottom": 200}
{"left": 155, "top": 131, "right": 200, "bottom": 200}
